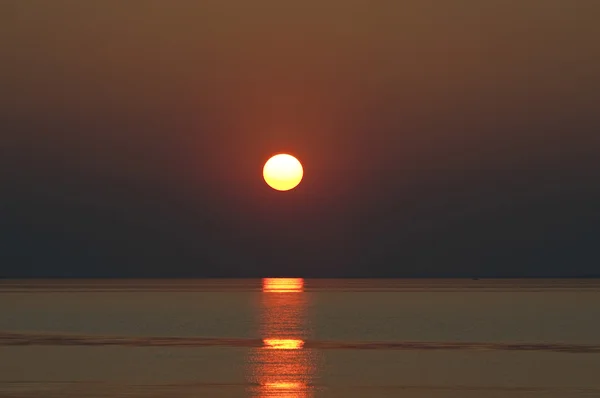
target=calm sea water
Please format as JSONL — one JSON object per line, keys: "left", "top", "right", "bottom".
{"left": 1, "top": 279, "right": 600, "bottom": 397}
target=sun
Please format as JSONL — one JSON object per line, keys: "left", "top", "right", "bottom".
{"left": 263, "top": 154, "right": 303, "bottom": 191}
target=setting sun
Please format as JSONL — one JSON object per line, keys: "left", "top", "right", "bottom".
{"left": 263, "top": 154, "right": 303, "bottom": 191}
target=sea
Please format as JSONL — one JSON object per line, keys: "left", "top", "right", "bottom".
{"left": 1, "top": 278, "right": 600, "bottom": 397}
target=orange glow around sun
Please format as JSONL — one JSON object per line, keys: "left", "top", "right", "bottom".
{"left": 263, "top": 154, "right": 303, "bottom": 191}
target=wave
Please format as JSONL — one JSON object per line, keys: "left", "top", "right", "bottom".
{"left": 3, "top": 381, "right": 600, "bottom": 396}
{"left": 1, "top": 331, "right": 599, "bottom": 353}
{"left": 2, "top": 381, "right": 600, "bottom": 393}
{"left": 2, "top": 279, "right": 600, "bottom": 293}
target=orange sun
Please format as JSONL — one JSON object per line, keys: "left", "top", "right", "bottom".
{"left": 263, "top": 154, "right": 303, "bottom": 191}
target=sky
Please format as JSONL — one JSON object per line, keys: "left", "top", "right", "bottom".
{"left": 1, "top": 1, "right": 599, "bottom": 277}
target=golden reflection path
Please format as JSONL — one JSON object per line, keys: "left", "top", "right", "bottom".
{"left": 262, "top": 278, "right": 304, "bottom": 293}
{"left": 248, "top": 278, "right": 317, "bottom": 397}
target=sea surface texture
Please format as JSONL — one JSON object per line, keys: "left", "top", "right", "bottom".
{"left": 1, "top": 279, "right": 600, "bottom": 397}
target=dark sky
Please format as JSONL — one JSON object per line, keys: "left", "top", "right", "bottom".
{"left": 1, "top": 1, "right": 599, "bottom": 277}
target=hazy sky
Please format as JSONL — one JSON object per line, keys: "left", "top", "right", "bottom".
{"left": 1, "top": 1, "right": 599, "bottom": 277}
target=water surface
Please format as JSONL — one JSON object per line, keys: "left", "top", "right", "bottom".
{"left": 1, "top": 278, "right": 599, "bottom": 397}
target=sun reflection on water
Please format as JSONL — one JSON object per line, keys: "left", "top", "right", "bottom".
{"left": 263, "top": 338, "right": 304, "bottom": 350}
{"left": 248, "top": 278, "right": 317, "bottom": 397}
{"left": 262, "top": 278, "right": 304, "bottom": 293}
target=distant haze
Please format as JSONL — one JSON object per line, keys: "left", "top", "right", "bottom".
{"left": 1, "top": 1, "right": 599, "bottom": 277}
